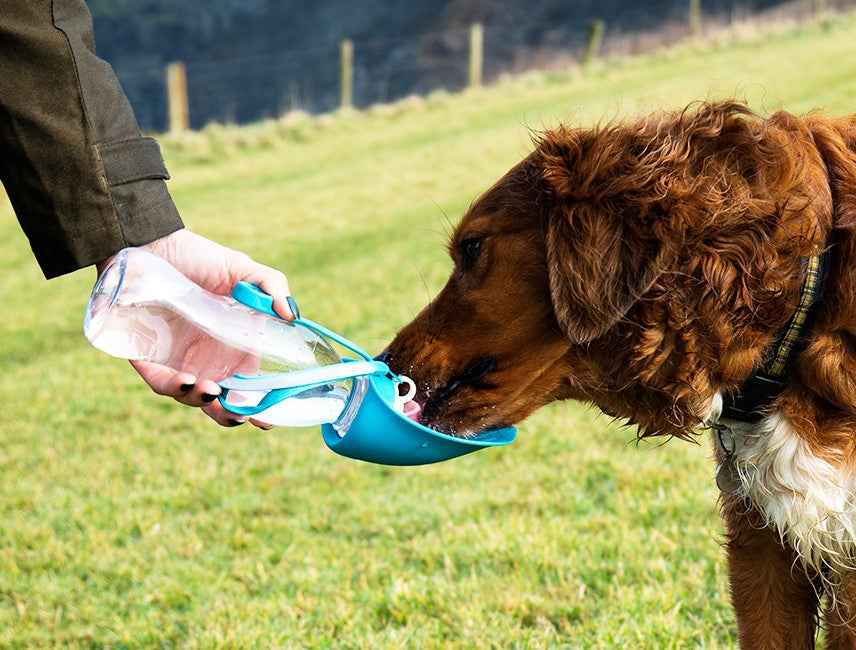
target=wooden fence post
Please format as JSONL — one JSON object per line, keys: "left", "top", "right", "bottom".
{"left": 468, "top": 23, "right": 483, "bottom": 88}
{"left": 166, "top": 61, "right": 189, "bottom": 133}
{"left": 582, "top": 19, "right": 605, "bottom": 65}
{"left": 689, "top": 0, "right": 701, "bottom": 38}
{"left": 340, "top": 39, "right": 354, "bottom": 109}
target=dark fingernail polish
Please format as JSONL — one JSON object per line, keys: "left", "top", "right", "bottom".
{"left": 201, "top": 393, "right": 218, "bottom": 403}
{"left": 180, "top": 383, "right": 195, "bottom": 392}
{"left": 286, "top": 295, "right": 300, "bottom": 319}
{"left": 227, "top": 418, "right": 245, "bottom": 427}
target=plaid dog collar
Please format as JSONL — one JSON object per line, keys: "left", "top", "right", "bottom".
{"left": 720, "top": 249, "right": 831, "bottom": 423}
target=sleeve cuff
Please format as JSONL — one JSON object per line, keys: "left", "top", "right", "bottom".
{"left": 98, "top": 137, "right": 170, "bottom": 187}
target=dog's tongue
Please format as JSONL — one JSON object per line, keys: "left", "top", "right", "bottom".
{"left": 402, "top": 399, "right": 422, "bottom": 423}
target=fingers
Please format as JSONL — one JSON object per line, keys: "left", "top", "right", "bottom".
{"left": 130, "top": 231, "right": 290, "bottom": 427}
{"left": 130, "top": 360, "right": 274, "bottom": 430}
{"left": 242, "top": 267, "right": 294, "bottom": 320}
{"left": 131, "top": 360, "right": 198, "bottom": 398}
{"left": 200, "top": 403, "right": 273, "bottom": 430}
{"left": 141, "top": 230, "right": 295, "bottom": 320}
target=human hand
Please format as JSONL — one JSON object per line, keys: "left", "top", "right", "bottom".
{"left": 98, "top": 229, "right": 294, "bottom": 428}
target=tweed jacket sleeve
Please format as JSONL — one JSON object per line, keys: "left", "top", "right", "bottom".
{"left": 0, "top": 0, "right": 183, "bottom": 278}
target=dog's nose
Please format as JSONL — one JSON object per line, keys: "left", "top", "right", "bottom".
{"left": 373, "top": 351, "right": 392, "bottom": 363}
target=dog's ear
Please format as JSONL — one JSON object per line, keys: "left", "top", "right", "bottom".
{"left": 538, "top": 103, "right": 765, "bottom": 344}
{"left": 544, "top": 200, "right": 666, "bottom": 344}
{"left": 538, "top": 126, "right": 671, "bottom": 344}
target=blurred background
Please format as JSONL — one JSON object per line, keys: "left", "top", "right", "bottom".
{"left": 90, "top": 0, "right": 854, "bottom": 130}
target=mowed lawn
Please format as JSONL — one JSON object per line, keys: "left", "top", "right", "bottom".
{"left": 3, "top": 12, "right": 856, "bottom": 648}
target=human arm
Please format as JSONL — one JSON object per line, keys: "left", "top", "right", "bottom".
{"left": 0, "top": 1, "right": 293, "bottom": 427}
{"left": 0, "top": 0, "right": 183, "bottom": 277}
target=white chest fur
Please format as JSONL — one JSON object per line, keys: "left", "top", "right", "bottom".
{"left": 715, "top": 410, "right": 856, "bottom": 580}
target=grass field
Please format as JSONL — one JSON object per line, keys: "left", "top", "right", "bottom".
{"left": 3, "top": 11, "right": 856, "bottom": 648}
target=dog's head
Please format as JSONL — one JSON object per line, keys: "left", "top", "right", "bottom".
{"left": 384, "top": 102, "right": 832, "bottom": 438}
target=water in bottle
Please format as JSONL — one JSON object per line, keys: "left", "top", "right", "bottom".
{"left": 84, "top": 247, "right": 351, "bottom": 426}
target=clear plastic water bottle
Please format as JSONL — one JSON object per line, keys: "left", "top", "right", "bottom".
{"left": 83, "top": 249, "right": 519, "bottom": 467}
{"left": 84, "top": 247, "right": 352, "bottom": 426}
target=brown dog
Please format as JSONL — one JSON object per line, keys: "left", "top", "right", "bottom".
{"left": 383, "top": 101, "right": 856, "bottom": 648}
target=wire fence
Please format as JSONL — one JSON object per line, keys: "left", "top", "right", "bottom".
{"left": 112, "top": 0, "right": 856, "bottom": 133}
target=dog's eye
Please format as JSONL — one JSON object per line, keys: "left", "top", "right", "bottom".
{"left": 460, "top": 236, "right": 484, "bottom": 272}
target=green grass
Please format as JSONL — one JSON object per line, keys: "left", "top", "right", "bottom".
{"left": 3, "top": 12, "right": 856, "bottom": 647}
